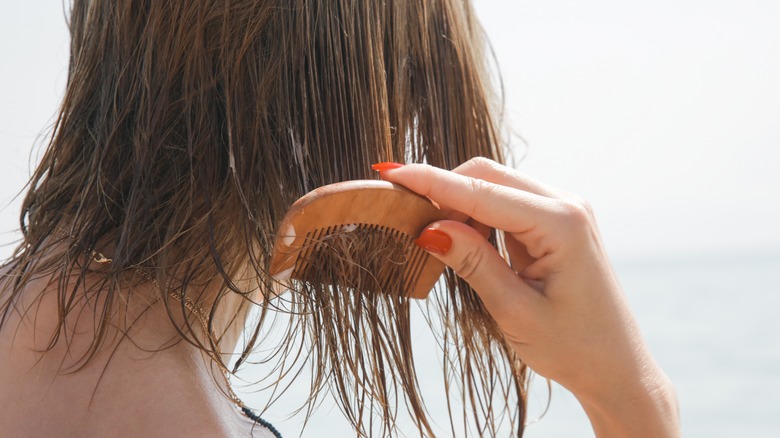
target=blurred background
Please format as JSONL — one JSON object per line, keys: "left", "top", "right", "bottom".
{"left": 2, "top": 1, "right": 778, "bottom": 436}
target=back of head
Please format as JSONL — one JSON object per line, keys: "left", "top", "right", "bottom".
{"left": 2, "top": 0, "right": 525, "bottom": 435}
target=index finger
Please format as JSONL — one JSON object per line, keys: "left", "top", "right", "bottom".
{"left": 379, "top": 163, "right": 553, "bottom": 234}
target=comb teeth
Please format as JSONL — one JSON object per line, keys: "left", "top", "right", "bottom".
{"left": 269, "top": 180, "right": 448, "bottom": 299}
{"left": 291, "top": 223, "right": 431, "bottom": 296}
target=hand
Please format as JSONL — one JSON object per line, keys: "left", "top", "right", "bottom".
{"left": 375, "top": 158, "right": 679, "bottom": 437}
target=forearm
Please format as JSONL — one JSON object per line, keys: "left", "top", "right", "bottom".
{"left": 576, "top": 371, "right": 680, "bottom": 438}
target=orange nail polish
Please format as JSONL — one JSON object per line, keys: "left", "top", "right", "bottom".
{"left": 414, "top": 227, "right": 452, "bottom": 255}
{"left": 371, "top": 162, "right": 404, "bottom": 171}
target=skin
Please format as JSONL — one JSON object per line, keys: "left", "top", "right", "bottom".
{"left": 0, "top": 155, "right": 679, "bottom": 437}
{"left": 379, "top": 157, "right": 680, "bottom": 437}
{"left": 0, "top": 264, "right": 273, "bottom": 438}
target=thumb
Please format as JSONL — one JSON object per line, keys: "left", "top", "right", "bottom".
{"left": 415, "top": 221, "right": 541, "bottom": 326}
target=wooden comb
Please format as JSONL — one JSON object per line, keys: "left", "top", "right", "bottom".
{"left": 269, "top": 180, "right": 447, "bottom": 299}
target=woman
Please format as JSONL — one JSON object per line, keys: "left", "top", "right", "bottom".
{"left": 0, "top": 0, "right": 678, "bottom": 436}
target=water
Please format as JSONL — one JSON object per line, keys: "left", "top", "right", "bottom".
{"left": 232, "top": 249, "right": 780, "bottom": 437}
{"left": 615, "top": 251, "right": 780, "bottom": 438}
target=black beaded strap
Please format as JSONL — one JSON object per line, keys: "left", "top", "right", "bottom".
{"left": 241, "top": 406, "right": 283, "bottom": 438}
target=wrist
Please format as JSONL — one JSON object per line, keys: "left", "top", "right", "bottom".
{"left": 576, "top": 368, "right": 680, "bottom": 438}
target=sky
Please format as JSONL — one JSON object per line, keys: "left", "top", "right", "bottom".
{"left": 471, "top": 0, "right": 780, "bottom": 259}
{"left": 1, "top": 1, "right": 779, "bottom": 261}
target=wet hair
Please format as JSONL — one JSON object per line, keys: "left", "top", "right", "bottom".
{"left": 0, "top": 0, "right": 527, "bottom": 436}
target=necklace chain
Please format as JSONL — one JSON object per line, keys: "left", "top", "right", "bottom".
{"left": 87, "top": 249, "right": 247, "bottom": 410}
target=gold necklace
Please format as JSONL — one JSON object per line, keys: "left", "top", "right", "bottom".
{"left": 88, "top": 249, "right": 248, "bottom": 411}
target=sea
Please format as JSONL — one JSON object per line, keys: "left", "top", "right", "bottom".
{"left": 231, "top": 249, "right": 780, "bottom": 437}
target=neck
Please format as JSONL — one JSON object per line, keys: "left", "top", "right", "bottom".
{"left": 0, "top": 267, "right": 257, "bottom": 437}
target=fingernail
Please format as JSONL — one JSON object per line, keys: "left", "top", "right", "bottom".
{"left": 414, "top": 227, "right": 452, "bottom": 255}
{"left": 371, "top": 162, "right": 404, "bottom": 171}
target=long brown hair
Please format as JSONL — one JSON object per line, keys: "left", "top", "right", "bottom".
{"left": 1, "top": 0, "right": 527, "bottom": 435}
